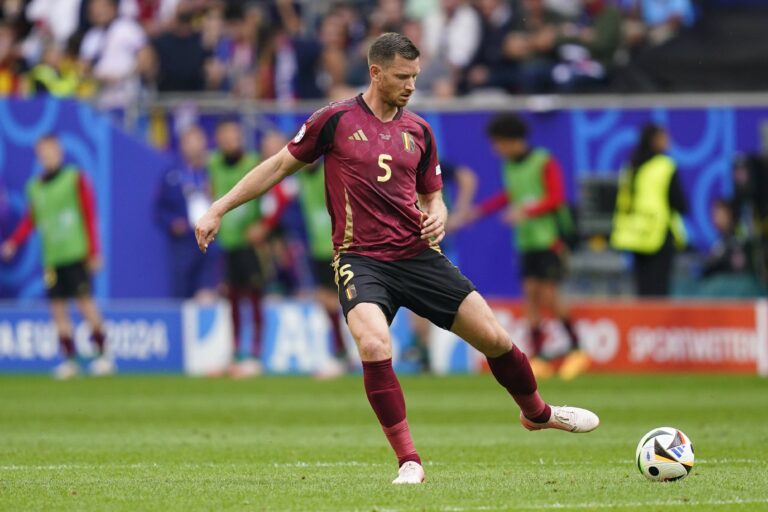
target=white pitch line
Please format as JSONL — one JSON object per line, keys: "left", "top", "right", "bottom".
{"left": 1, "top": 458, "right": 763, "bottom": 472}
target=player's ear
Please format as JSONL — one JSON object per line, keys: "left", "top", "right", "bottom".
{"left": 370, "top": 63, "right": 382, "bottom": 82}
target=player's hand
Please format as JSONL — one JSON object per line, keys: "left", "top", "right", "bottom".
{"left": 1, "top": 241, "right": 17, "bottom": 261}
{"left": 195, "top": 208, "right": 222, "bottom": 253}
{"left": 171, "top": 218, "right": 188, "bottom": 237}
{"left": 420, "top": 212, "right": 446, "bottom": 243}
{"left": 87, "top": 254, "right": 103, "bottom": 272}
{"left": 504, "top": 205, "right": 527, "bottom": 225}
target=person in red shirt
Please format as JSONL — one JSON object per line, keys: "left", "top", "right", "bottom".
{"left": 195, "top": 32, "right": 599, "bottom": 485}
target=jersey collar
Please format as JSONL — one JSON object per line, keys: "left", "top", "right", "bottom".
{"left": 356, "top": 93, "right": 404, "bottom": 122}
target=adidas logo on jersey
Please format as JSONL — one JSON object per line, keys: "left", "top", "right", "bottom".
{"left": 348, "top": 129, "right": 368, "bottom": 141}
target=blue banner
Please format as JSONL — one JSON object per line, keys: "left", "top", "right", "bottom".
{"left": 0, "top": 302, "right": 183, "bottom": 373}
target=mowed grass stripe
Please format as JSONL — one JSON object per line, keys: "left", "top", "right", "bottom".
{"left": 0, "top": 374, "right": 766, "bottom": 512}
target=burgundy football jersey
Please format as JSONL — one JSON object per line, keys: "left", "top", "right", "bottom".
{"left": 287, "top": 94, "right": 442, "bottom": 261}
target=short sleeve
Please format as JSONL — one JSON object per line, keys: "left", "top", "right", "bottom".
{"left": 416, "top": 123, "right": 442, "bottom": 195}
{"left": 287, "top": 106, "right": 342, "bottom": 164}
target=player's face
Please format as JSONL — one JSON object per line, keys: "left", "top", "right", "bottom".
{"left": 491, "top": 138, "right": 527, "bottom": 160}
{"left": 181, "top": 128, "right": 207, "bottom": 164}
{"left": 36, "top": 139, "right": 63, "bottom": 172}
{"left": 375, "top": 55, "right": 420, "bottom": 108}
{"left": 216, "top": 123, "right": 243, "bottom": 154}
{"left": 261, "top": 132, "right": 287, "bottom": 159}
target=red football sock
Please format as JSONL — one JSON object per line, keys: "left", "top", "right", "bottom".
{"left": 227, "top": 288, "right": 242, "bottom": 357}
{"left": 561, "top": 317, "right": 580, "bottom": 351}
{"left": 248, "top": 290, "right": 263, "bottom": 358}
{"left": 487, "top": 346, "right": 551, "bottom": 423}
{"left": 362, "top": 359, "right": 421, "bottom": 467}
{"left": 59, "top": 335, "right": 76, "bottom": 359}
{"left": 530, "top": 324, "right": 545, "bottom": 357}
{"left": 327, "top": 308, "right": 346, "bottom": 358}
{"left": 91, "top": 328, "right": 106, "bottom": 355}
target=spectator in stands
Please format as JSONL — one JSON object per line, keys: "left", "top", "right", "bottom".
{"left": 154, "top": 125, "right": 218, "bottom": 300}
{"left": 478, "top": 113, "right": 588, "bottom": 380}
{"left": 270, "top": 0, "right": 324, "bottom": 101}
{"left": 0, "top": 135, "right": 114, "bottom": 379}
{"left": 207, "top": 3, "right": 262, "bottom": 97}
{"left": 78, "top": 0, "right": 147, "bottom": 108}
{"left": 464, "top": 0, "right": 518, "bottom": 93}
{"left": 703, "top": 199, "right": 751, "bottom": 278}
{"left": 0, "top": 20, "right": 24, "bottom": 95}
{"left": 514, "top": 0, "right": 565, "bottom": 93}
{"left": 145, "top": 0, "right": 213, "bottom": 92}
{"left": 28, "top": 42, "right": 80, "bottom": 97}
{"left": 25, "top": 0, "right": 81, "bottom": 48}
{"left": 611, "top": 123, "right": 688, "bottom": 296}
{"left": 421, "top": 0, "right": 481, "bottom": 97}
{"left": 552, "top": 0, "right": 621, "bottom": 92}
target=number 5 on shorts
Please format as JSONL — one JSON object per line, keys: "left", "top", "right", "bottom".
{"left": 336, "top": 263, "right": 354, "bottom": 287}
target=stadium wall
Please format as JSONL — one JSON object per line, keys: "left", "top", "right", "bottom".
{"left": 0, "top": 299, "right": 766, "bottom": 376}
{"left": 2, "top": 98, "right": 768, "bottom": 299}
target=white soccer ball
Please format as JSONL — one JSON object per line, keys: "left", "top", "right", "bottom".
{"left": 635, "top": 427, "right": 694, "bottom": 481}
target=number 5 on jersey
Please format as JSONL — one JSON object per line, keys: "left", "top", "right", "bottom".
{"left": 378, "top": 154, "right": 392, "bottom": 182}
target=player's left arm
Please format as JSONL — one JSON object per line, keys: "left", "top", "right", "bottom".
{"left": 418, "top": 190, "right": 448, "bottom": 243}
{"left": 77, "top": 173, "right": 101, "bottom": 270}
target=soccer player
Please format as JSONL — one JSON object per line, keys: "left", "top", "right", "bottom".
{"left": 475, "top": 113, "right": 590, "bottom": 380}
{"left": 1, "top": 135, "right": 113, "bottom": 379}
{"left": 195, "top": 33, "right": 599, "bottom": 484}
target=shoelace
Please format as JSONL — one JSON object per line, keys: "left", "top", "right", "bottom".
{"left": 554, "top": 407, "right": 576, "bottom": 426}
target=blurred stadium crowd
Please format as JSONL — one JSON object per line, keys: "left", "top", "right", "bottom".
{"left": 1, "top": 0, "right": 766, "bottom": 108}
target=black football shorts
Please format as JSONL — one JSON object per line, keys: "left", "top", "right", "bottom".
{"left": 334, "top": 249, "right": 475, "bottom": 330}
{"left": 45, "top": 260, "right": 92, "bottom": 299}
{"left": 520, "top": 249, "right": 566, "bottom": 282}
{"left": 224, "top": 247, "right": 263, "bottom": 289}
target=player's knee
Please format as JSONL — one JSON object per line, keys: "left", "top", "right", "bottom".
{"left": 356, "top": 332, "right": 391, "bottom": 361}
{"left": 480, "top": 323, "right": 513, "bottom": 358}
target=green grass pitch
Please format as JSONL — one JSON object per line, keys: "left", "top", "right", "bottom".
{"left": 1, "top": 373, "right": 766, "bottom": 511}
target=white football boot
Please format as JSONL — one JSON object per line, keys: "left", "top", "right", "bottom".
{"left": 89, "top": 356, "right": 117, "bottom": 376}
{"left": 53, "top": 360, "right": 80, "bottom": 380}
{"left": 392, "top": 461, "right": 425, "bottom": 484}
{"left": 229, "top": 358, "right": 263, "bottom": 379}
{"left": 520, "top": 406, "right": 600, "bottom": 433}
{"left": 313, "top": 358, "right": 348, "bottom": 380}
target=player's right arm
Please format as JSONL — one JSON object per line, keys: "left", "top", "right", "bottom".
{"left": 195, "top": 146, "right": 305, "bottom": 252}
{"left": 1, "top": 210, "right": 35, "bottom": 261}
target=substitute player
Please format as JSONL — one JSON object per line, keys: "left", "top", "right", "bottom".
{"left": 195, "top": 33, "right": 599, "bottom": 484}
{"left": 474, "top": 113, "right": 590, "bottom": 380}
{"left": 1, "top": 135, "right": 113, "bottom": 379}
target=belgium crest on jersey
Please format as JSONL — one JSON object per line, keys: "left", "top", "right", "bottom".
{"left": 401, "top": 131, "right": 416, "bottom": 153}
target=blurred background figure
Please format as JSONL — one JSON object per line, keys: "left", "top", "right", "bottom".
{"left": 408, "top": 160, "right": 479, "bottom": 372}
{"left": 78, "top": 0, "right": 147, "bottom": 109}
{"left": 155, "top": 124, "right": 218, "bottom": 301}
{"left": 208, "top": 119, "right": 264, "bottom": 378}
{"left": 478, "top": 113, "right": 588, "bottom": 380}
{"left": 28, "top": 42, "right": 80, "bottom": 97}
{"left": 693, "top": 198, "right": 763, "bottom": 298}
{"left": 611, "top": 123, "right": 687, "bottom": 297}
{"left": 294, "top": 144, "right": 350, "bottom": 379}
{"left": 1, "top": 135, "right": 114, "bottom": 379}
{"left": 144, "top": 0, "right": 214, "bottom": 93}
